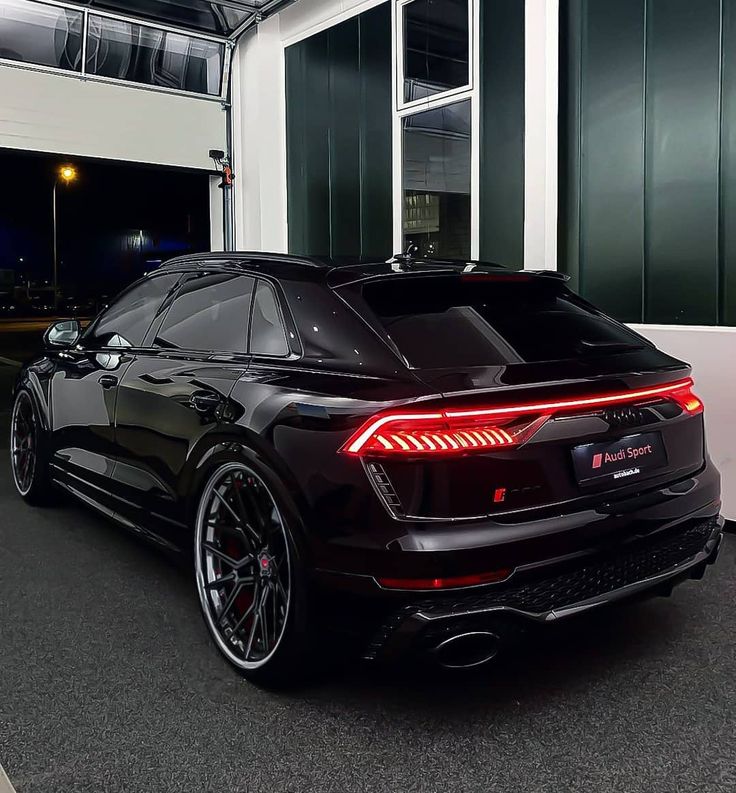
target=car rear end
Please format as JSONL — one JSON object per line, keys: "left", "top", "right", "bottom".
{"left": 304, "top": 265, "right": 723, "bottom": 664}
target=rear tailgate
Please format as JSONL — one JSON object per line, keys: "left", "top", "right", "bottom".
{"left": 337, "top": 271, "right": 705, "bottom": 520}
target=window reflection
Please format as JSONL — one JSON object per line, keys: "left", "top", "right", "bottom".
{"left": 0, "top": 0, "right": 82, "bottom": 71}
{"left": 403, "top": 0, "right": 469, "bottom": 103}
{"left": 402, "top": 99, "right": 471, "bottom": 259}
{"left": 86, "top": 15, "right": 223, "bottom": 96}
{"left": 88, "top": 0, "right": 248, "bottom": 37}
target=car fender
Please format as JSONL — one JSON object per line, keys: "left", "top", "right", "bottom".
{"left": 179, "top": 424, "right": 314, "bottom": 552}
{"left": 13, "top": 359, "right": 54, "bottom": 433}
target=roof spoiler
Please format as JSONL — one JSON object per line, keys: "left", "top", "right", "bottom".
{"left": 383, "top": 254, "right": 570, "bottom": 281}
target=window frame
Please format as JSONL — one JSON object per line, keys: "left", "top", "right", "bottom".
{"left": 392, "top": 0, "right": 480, "bottom": 259}
{"left": 396, "top": 0, "right": 474, "bottom": 113}
{"left": 400, "top": 96, "right": 473, "bottom": 259}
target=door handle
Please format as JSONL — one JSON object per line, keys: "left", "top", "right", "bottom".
{"left": 189, "top": 391, "right": 223, "bottom": 414}
{"left": 98, "top": 375, "right": 118, "bottom": 389}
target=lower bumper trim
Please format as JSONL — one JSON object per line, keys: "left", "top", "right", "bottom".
{"left": 364, "top": 515, "right": 723, "bottom": 661}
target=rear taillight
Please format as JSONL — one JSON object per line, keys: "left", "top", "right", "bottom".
{"left": 669, "top": 382, "right": 704, "bottom": 415}
{"left": 342, "top": 412, "right": 547, "bottom": 456}
{"left": 342, "top": 378, "right": 703, "bottom": 456}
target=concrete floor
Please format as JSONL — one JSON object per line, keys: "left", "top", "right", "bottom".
{"left": 0, "top": 364, "right": 735, "bottom": 792}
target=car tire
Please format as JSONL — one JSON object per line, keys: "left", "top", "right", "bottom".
{"left": 193, "top": 456, "right": 314, "bottom": 688}
{"left": 10, "top": 388, "right": 56, "bottom": 506}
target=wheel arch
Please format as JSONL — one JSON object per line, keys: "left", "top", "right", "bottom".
{"left": 13, "top": 366, "right": 53, "bottom": 434}
{"left": 180, "top": 425, "right": 315, "bottom": 552}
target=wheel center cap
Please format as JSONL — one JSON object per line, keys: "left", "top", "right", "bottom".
{"left": 258, "top": 552, "right": 274, "bottom": 579}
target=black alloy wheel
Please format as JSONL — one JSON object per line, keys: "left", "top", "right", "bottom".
{"left": 195, "top": 461, "right": 302, "bottom": 682}
{"left": 11, "top": 390, "right": 36, "bottom": 497}
{"left": 10, "top": 389, "right": 53, "bottom": 505}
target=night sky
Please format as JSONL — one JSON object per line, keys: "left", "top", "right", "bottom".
{"left": 0, "top": 148, "right": 211, "bottom": 301}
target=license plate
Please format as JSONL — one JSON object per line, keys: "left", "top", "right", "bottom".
{"left": 571, "top": 432, "right": 667, "bottom": 486}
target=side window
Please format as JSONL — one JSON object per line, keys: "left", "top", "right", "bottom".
{"left": 155, "top": 273, "right": 255, "bottom": 352}
{"left": 250, "top": 281, "right": 289, "bottom": 356}
{"left": 86, "top": 274, "right": 179, "bottom": 348}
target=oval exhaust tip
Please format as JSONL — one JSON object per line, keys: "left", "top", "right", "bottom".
{"left": 433, "top": 631, "right": 500, "bottom": 669}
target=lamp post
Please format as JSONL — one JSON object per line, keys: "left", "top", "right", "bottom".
{"left": 53, "top": 164, "right": 77, "bottom": 312}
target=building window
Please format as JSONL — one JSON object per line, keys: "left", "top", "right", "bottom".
{"left": 0, "top": 0, "right": 83, "bottom": 72}
{"left": 394, "top": 0, "right": 476, "bottom": 259}
{"left": 0, "top": 0, "right": 225, "bottom": 98}
{"left": 402, "top": 99, "right": 471, "bottom": 258}
{"left": 86, "top": 15, "right": 223, "bottom": 96}
{"left": 402, "top": 0, "right": 469, "bottom": 105}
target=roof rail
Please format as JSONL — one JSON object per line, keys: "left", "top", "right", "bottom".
{"left": 159, "top": 251, "right": 329, "bottom": 269}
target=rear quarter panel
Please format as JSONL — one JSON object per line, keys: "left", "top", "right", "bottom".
{"left": 226, "top": 360, "right": 435, "bottom": 553}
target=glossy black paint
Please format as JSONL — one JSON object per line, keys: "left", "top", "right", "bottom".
{"left": 15, "top": 252, "right": 723, "bottom": 659}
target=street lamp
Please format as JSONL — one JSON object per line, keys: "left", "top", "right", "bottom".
{"left": 53, "top": 164, "right": 77, "bottom": 312}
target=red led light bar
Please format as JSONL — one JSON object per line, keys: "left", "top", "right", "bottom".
{"left": 444, "top": 378, "right": 701, "bottom": 420}
{"left": 342, "top": 378, "right": 703, "bottom": 456}
{"left": 377, "top": 569, "right": 513, "bottom": 590}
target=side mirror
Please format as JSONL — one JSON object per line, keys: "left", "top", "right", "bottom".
{"left": 44, "top": 319, "right": 82, "bottom": 349}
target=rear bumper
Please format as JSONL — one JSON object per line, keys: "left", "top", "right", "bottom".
{"left": 311, "top": 456, "right": 722, "bottom": 584}
{"left": 358, "top": 514, "right": 723, "bottom": 661}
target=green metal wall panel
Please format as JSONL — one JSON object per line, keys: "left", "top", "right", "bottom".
{"left": 328, "top": 16, "right": 362, "bottom": 256}
{"left": 644, "top": 0, "right": 721, "bottom": 324}
{"left": 358, "top": 4, "right": 394, "bottom": 258}
{"left": 580, "top": 0, "right": 645, "bottom": 322}
{"left": 721, "top": 0, "right": 736, "bottom": 325}
{"left": 560, "top": 0, "right": 731, "bottom": 326}
{"left": 558, "top": 0, "right": 582, "bottom": 291}
{"left": 479, "top": 0, "right": 525, "bottom": 268}
{"left": 285, "top": 3, "right": 392, "bottom": 258}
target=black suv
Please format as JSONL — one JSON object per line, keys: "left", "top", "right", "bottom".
{"left": 11, "top": 253, "right": 723, "bottom": 685}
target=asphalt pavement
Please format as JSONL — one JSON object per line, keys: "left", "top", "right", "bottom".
{"left": 0, "top": 369, "right": 735, "bottom": 792}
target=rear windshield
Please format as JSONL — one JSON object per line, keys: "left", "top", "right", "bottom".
{"left": 358, "top": 275, "right": 648, "bottom": 368}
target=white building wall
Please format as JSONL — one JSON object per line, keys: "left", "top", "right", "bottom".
{"left": 631, "top": 326, "right": 736, "bottom": 519}
{"left": 209, "top": 176, "right": 225, "bottom": 251}
{"left": 524, "top": 0, "right": 558, "bottom": 271}
{"left": 231, "top": 19, "right": 288, "bottom": 252}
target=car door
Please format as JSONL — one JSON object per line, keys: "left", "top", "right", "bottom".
{"left": 48, "top": 272, "right": 181, "bottom": 512}
{"left": 111, "top": 270, "right": 255, "bottom": 546}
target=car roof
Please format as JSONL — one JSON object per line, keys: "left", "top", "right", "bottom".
{"left": 158, "top": 251, "right": 517, "bottom": 285}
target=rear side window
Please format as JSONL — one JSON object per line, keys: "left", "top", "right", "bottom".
{"left": 86, "top": 274, "right": 179, "bottom": 348}
{"left": 250, "top": 281, "right": 289, "bottom": 356}
{"left": 359, "top": 275, "right": 647, "bottom": 368}
{"left": 155, "top": 273, "right": 254, "bottom": 352}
